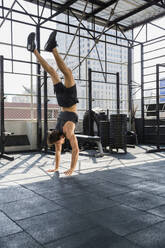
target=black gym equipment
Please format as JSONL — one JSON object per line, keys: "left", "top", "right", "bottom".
{"left": 83, "top": 109, "right": 108, "bottom": 136}
{"left": 0, "top": 56, "right": 14, "bottom": 161}
{"left": 76, "top": 134, "right": 104, "bottom": 157}
{"left": 109, "top": 114, "right": 127, "bottom": 153}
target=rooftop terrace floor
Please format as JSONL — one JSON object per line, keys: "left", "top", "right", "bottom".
{"left": 1, "top": 146, "right": 165, "bottom": 247}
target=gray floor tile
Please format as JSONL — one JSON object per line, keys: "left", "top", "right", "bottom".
{"left": 85, "top": 181, "right": 134, "bottom": 198}
{"left": 126, "top": 220, "right": 165, "bottom": 248}
{"left": 102, "top": 172, "right": 144, "bottom": 186}
{"left": 108, "top": 239, "right": 142, "bottom": 248}
{"left": 17, "top": 209, "right": 95, "bottom": 244}
{"left": 1, "top": 149, "right": 165, "bottom": 248}
{"left": 111, "top": 190, "right": 165, "bottom": 210}
{"left": 84, "top": 204, "right": 163, "bottom": 236}
{"left": 0, "top": 212, "right": 22, "bottom": 238}
{"left": 0, "top": 184, "right": 37, "bottom": 204}
{"left": 148, "top": 204, "right": 165, "bottom": 218}
{"left": 0, "top": 231, "right": 42, "bottom": 248}
{"left": 39, "top": 189, "right": 87, "bottom": 201}
{"left": 128, "top": 181, "right": 165, "bottom": 196}
{"left": 21, "top": 179, "right": 64, "bottom": 194}
{"left": 0, "top": 195, "right": 62, "bottom": 221}
{"left": 54, "top": 192, "right": 117, "bottom": 214}
{"left": 22, "top": 178, "right": 89, "bottom": 195}
{"left": 45, "top": 226, "right": 140, "bottom": 248}
{"left": 114, "top": 167, "right": 151, "bottom": 178}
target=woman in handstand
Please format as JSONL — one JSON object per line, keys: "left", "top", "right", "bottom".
{"left": 27, "top": 30, "right": 79, "bottom": 176}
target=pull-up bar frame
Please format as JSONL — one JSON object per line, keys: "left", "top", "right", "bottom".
{"left": 88, "top": 68, "right": 120, "bottom": 136}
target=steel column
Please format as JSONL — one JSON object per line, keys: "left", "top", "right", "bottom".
{"left": 141, "top": 44, "right": 144, "bottom": 142}
{"left": 0, "top": 56, "right": 4, "bottom": 155}
{"left": 0, "top": 56, "right": 14, "bottom": 160}
{"left": 116, "top": 72, "right": 120, "bottom": 114}
{"left": 44, "top": 71, "right": 48, "bottom": 153}
{"left": 88, "top": 68, "right": 92, "bottom": 136}
{"left": 36, "top": 25, "right": 42, "bottom": 150}
{"left": 156, "top": 64, "right": 160, "bottom": 150}
{"left": 128, "top": 46, "right": 133, "bottom": 128}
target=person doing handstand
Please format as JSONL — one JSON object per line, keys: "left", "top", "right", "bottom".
{"left": 27, "top": 30, "right": 79, "bottom": 176}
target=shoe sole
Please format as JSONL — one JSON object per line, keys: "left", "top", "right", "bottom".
{"left": 27, "top": 32, "right": 35, "bottom": 51}
{"left": 44, "top": 31, "right": 57, "bottom": 51}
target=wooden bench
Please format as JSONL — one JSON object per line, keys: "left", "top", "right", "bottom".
{"left": 76, "top": 134, "right": 104, "bottom": 157}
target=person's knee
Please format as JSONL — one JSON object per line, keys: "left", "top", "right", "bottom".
{"left": 64, "top": 67, "right": 73, "bottom": 77}
{"left": 67, "top": 68, "right": 72, "bottom": 74}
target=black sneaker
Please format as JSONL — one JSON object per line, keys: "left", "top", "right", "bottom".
{"left": 27, "top": 32, "right": 36, "bottom": 52}
{"left": 44, "top": 30, "right": 58, "bottom": 52}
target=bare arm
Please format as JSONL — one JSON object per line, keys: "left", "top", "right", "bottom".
{"left": 64, "top": 122, "right": 79, "bottom": 176}
{"left": 68, "top": 134, "right": 79, "bottom": 172}
{"left": 55, "top": 143, "right": 62, "bottom": 169}
{"left": 47, "top": 143, "right": 62, "bottom": 172}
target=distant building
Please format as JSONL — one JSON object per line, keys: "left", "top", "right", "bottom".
{"left": 160, "top": 78, "right": 165, "bottom": 103}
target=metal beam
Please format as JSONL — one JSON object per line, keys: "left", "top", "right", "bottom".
{"left": 23, "top": 0, "right": 127, "bottom": 30}
{"left": 124, "top": 8, "right": 165, "bottom": 31}
{"left": 87, "top": 0, "right": 103, "bottom": 6}
{"left": 40, "top": 0, "right": 78, "bottom": 25}
{"left": 0, "top": 0, "right": 16, "bottom": 28}
{"left": 15, "top": 0, "right": 37, "bottom": 24}
{"left": 85, "top": 0, "right": 117, "bottom": 19}
{"left": 141, "top": 0, "right": 165, "bottom": 9}
{"left": 149, "top": 21, "right": 165, "bottom": 32}
{"left": 107, "top": 0, "right": 162, "bottom": 27}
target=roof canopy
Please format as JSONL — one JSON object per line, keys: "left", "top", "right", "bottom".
{"left": 24, "top": 0, "right": 165, "bottom": 31}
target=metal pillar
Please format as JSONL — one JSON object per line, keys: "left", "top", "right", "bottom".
{"left": 44, "top": 71, "right": 48, "bottom": 153}
{"left": 141, "top": 44, "right": 144, "bottom": 141}
{"left": 88, "top": 67, "right": 92, "bottom": 135}
{"left": 128, "top": 46, "right": 133, "bottom": 128}
{"left": 116, "top": 72, "right": 120, "bottom": 114}
{"left": 0, "top": 56, "right": 14, "bottom": 161}
{"left": 156, "top": 64, "right": 160, "bottom": 150}
{"left": 0, "top": 56, "right": 4, "bottom": 155}
{"left": 36, "top": 25, "right": 42, "bottom": 151}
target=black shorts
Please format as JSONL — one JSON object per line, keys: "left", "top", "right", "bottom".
{"left": 54, "top": 82, "right": 79, "bottom": 107}
{"left": 55, "top": 111, "right": 78, "bottom": 134}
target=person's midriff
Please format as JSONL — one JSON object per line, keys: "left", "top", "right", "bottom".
{"left": 62, "top": 104, "right": 77, "bottom": 113}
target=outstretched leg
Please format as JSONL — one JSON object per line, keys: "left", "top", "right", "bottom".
{"left": 34, "top": 49, "right": 60, "bottom": 85}
{"left": 27, "top": 32, "right": 60, "bottom": 85}
{"left": 52, "top": 48, "right": 75, "bottom": 88}
{"left": 44, "top": 31, "right": 75, "bottom": 88}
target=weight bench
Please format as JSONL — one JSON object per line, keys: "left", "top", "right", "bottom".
{"left": 0, "top": 132, "right": 14, "bottom": 161}
{"left": 76, "top": 134, "right": 104, "bottom": 157}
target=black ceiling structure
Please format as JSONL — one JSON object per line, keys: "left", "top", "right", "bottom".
{"left": 23, "top": 0, "right": 165, "bottom": 31}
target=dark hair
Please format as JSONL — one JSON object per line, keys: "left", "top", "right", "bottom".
{"left": 47, "top": 130, "right": 61, "bottom": 146}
